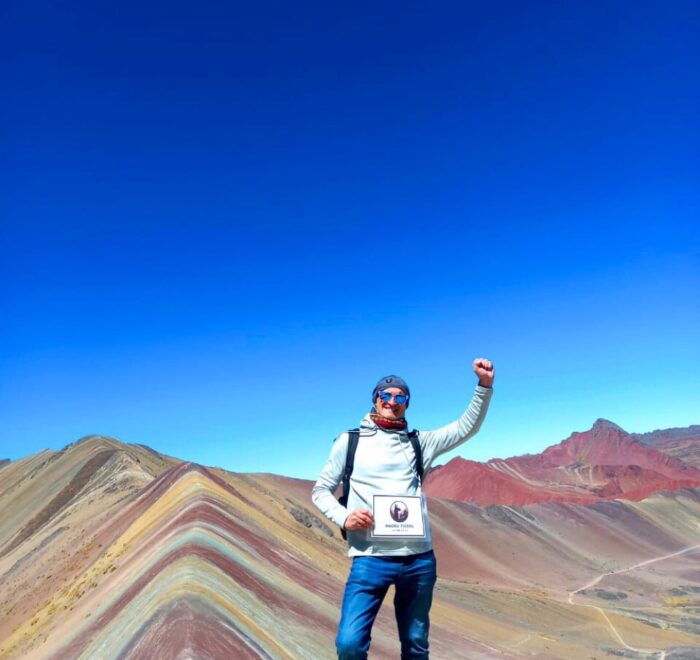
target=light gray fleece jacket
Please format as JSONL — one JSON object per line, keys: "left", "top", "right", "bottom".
{"left": 311, "top": 385, "right": 493, "bottom": 557}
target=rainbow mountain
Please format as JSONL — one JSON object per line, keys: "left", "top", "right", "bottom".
{"left": 1, "top": 425, "right": 700, "bottom": 659}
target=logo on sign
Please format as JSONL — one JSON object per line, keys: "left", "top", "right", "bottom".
{"left": 390, "top": 501, "right": 409, "bottom": 523}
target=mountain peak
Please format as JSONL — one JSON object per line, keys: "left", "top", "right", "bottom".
{"left": 62, "top": 434, "right": 123, "bottom": 452}
{"left": 591, "top": 418, "right": 626, "bottom": 434}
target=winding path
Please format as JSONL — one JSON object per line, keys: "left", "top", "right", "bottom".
{"left": 567, "top": 542, "right": 700, "bottom": 659}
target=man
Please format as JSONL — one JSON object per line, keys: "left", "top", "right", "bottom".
{"left": 312, "top": 358, "right": 494, "bottom": 659}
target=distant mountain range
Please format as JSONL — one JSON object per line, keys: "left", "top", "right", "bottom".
{"left": 633, "top": 424, "right": 700, "bottom": 468}
{"left": 424, "top": 419, "right": 700, "bottom": 506}
{"left": 1, "top": 421, "right": 699, "bottom": 659}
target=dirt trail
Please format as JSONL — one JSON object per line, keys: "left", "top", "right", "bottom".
{"left": 567, "top": 542, "right": 700, "bottom": 658}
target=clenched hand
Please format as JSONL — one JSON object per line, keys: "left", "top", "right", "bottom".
{"left": 473, "top": 358, "right": 495, "bottom": 388}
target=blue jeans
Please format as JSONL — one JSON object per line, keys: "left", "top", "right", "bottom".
{"left": 336, "top": 550, "right": 437, "bottom": 660}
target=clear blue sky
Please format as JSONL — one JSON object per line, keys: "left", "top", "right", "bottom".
{"left": 1, "top": 1, "right": 698, "bottom": 479}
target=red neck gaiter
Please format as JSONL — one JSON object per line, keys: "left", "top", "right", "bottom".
{"left": 369, "top": 412, "right": 408, "bottom": 431}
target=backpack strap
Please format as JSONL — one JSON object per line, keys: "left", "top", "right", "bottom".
{"left": 338, "top": 429, "right": 359, "bottom": 540}
{"left": 339, "top": 429, "right": 360, "bottom": 508}
{"left": 407, "top": 430, "right": 424, "bottom": 483}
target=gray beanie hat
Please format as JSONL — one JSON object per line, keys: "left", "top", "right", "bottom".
{"left": 372, "top": 375, "right": 410, "bottom": 408}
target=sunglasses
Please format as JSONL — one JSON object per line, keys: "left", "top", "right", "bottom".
{"left": 378, "top": 391, "right": 409, "bottom": 405}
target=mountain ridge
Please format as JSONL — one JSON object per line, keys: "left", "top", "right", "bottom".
{"left": 424, "top": 420, "right": 700, "bottom": 505}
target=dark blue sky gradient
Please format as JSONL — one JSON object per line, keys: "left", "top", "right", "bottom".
{"left": 2, "top": 1, "right": 699, "bottom": 477}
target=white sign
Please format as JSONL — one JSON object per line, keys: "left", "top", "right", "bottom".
{"left": 370, "top": 494, "right": 427, "bottom": 539}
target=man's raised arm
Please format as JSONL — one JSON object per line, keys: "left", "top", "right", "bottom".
{"left": 419, "top": 358, "right": 495, "bottom": 469}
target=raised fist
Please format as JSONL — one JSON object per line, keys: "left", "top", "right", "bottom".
{"left": 473, "top": 358, "right": 495, "bottom": 388}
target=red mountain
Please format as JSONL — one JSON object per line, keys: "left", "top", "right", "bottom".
{"left": 423, "top": 419, "right": 700, "bottom": 505}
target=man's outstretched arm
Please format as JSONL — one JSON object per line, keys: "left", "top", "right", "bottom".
{"left": 419, "top": 358, "right": 495, "bottom": 468}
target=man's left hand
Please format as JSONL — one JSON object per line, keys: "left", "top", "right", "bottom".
{"left": 473, "top": 358, "right": 495, "bottom": 388}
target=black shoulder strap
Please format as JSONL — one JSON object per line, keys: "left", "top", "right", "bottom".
{"left": 407, "top": 430, "right": 424, "bottom": 483}
{"left": 339, "top": 429, "right": 360, "bottom": 507}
